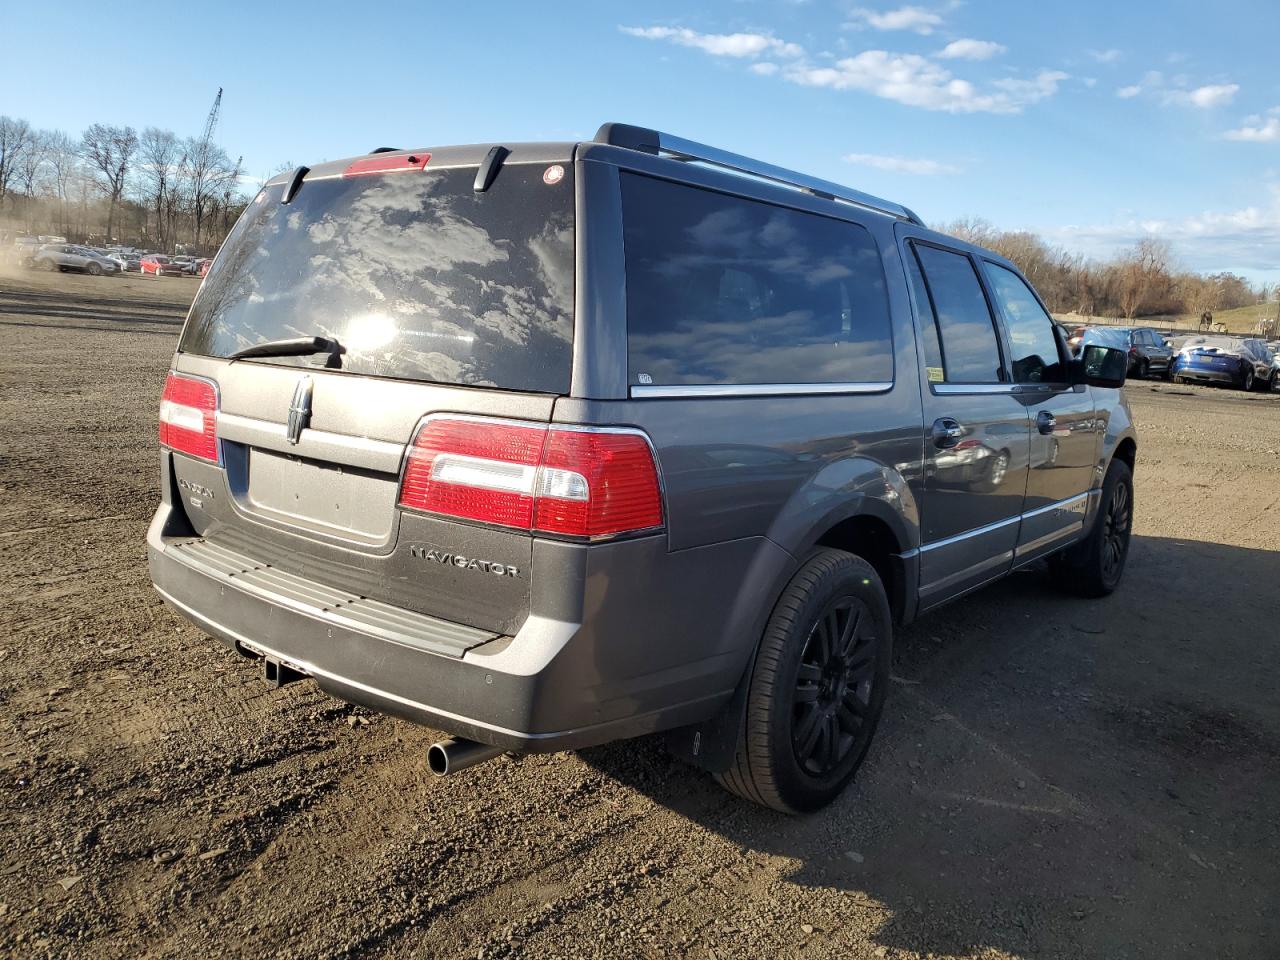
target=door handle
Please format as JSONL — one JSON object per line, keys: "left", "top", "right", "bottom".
{"left": 931, "top": 417, "right": 963, "bottom": 449}
{"left": 1036, "top": 411, "right": 1057, "bottom": 435}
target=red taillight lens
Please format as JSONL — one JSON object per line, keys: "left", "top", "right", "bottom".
{"left": 159, "top": 373, "right": 219, "bottom": 463}
{"left": 398, "top": 418, "right": 664, "bottom": 539}
{"left": 401, "top": 419, "right": 545, "bottom": 529}
{"left": 535, "top": 430, "right": 663, "bottom": 537}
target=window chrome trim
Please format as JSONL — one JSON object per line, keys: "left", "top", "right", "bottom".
{"left": 930, "top": 383, "right": 1018, "bottom": 395}
{"left": 629, "top": 381, "right": 893, "bottom": 399}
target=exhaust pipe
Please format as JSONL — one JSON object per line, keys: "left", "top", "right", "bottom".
{"left": 427, "top": 737, "right": 504, "bottom": 776}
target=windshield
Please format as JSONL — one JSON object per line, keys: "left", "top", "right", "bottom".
{"left": 180, "top": 161, "right": 576, "bottom": 394}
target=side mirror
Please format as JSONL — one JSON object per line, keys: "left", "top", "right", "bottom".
{"left": 1070, "top": 344, "right": 1127, "bottom": 388}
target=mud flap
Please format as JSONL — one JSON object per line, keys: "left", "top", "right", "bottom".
{"left": 664, "top": 668, "right": 751, "bottom": 774}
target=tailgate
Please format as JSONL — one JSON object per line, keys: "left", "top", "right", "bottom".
{"left": 165, "top": 148, "right": 576, "bottom": 637}
{"left": 168, "top": 359, "right": 557, "bottom": 638}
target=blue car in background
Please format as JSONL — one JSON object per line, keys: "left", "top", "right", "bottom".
{"left": 1172, "top": 336, "right": 1276, "bottom": 392}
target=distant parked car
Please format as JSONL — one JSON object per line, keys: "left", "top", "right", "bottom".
{"left": 140, "top": 254, "right": 187, "bottom": 277}
{"left": 1119, "top": 327, "right": 1175, "bottom": 379}
{"left": 1172, "top": 336, "right": 1275, "bottom": 391}
{"left": 120, "top": 253, "right": 143, "bottom": 272}
{"left": 100, "top": 251, "right": 130, "bottom": 272}
{"left": 196, "top": 258, "right": 213, "bottom": 278}
{"left": 170, "top": 255, "right": 200, "bottom": 275}
{"left": 31, "top": 243, "right": 121, "bottom": 276}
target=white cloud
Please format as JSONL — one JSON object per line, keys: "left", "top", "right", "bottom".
{"left": 623, "top": 23, "right": 1067, "bottom": 115}
{"left": 619, "top": 26, "right": 802, "bottom": 59}
{"left": 937, "top": 39, "right": 1006, "bottom": 61}
{"left": 1045, "top": 185, "right": 1280, "bottom": 276}
{"left": 844, "top": 152, "right": 962, "bottom": 175}
{"left": 1223, "top": 110, "right": 1280, "bottom": 142}
{"left": 1087, "top": 48, "right": 1123, "bottom": 64}
{"left": 1115, "top": 73, "right": 1239, "bottom": 109}
{"left": 846, "top": 6, "right": 943, "bottom": 34}
{"left": 1180, "top": 83, "right": 1239, "bottom": 109}
{"left": 785, "top": 52, "right": 1066, "bottom": 114}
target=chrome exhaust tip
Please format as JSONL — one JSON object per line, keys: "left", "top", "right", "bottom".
{"left": 427, "top": 737, "right": 505, "bottom": 776}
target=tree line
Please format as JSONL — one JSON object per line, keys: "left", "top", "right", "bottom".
{"left": 0, "top": 113, "right": 248, "bottom": 256}
{"left": 940, "top": 219, "right": 1261, "bottom": 320}
{"left": 0, "top": 111, "right": 1267, "bottom": 317}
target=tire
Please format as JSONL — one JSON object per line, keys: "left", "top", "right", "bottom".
{"left": 1049, "top": 459, "right": 1133, "bottom": 598}
{"left": 1137, "top": 359, "right": 1149, "bottom": 380}
{"left": 87, "top": 262, "right": 102, "bottom": 276}
{"left": 715, "top": 549, "right": 893, "bottom": 814}
{"left": 40, "top": 258, "right": 55, "bottom": 272}
{"left": 1242, "top": 369, "right": 1255, "bottom": 392}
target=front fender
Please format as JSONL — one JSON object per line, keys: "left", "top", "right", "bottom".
{"left": 1097, "top": 388, "right": 1137, "bottom": 478}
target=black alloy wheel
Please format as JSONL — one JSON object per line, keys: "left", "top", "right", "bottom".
{"left": 791, "top": 597, "right": 877, "bottom": 778}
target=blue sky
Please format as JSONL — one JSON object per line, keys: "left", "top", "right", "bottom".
{"left": 4, "top": 1, "right": 1279, "bottom": 283}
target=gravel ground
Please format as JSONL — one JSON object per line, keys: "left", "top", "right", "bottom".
{"left": 2, "top": 268, "right": 1278, "bottom": 960}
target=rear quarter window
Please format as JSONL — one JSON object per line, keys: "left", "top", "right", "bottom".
{"left": 620, "top": 173, "right": 893, "bottom": 388}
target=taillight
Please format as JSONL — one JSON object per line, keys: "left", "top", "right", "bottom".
{"left": 399, "top": 417, "right": 663, "bottom": 540}
{"left": 159, "top": 372, "right": 219, "bottom": 463}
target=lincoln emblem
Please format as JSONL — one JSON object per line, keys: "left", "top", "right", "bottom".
{"left": 287, "top": 376, "right": 313, "bottom": 445}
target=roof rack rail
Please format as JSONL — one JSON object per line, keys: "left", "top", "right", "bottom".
{"left": 594, "top": 122, "right": 924, "bottom": 226}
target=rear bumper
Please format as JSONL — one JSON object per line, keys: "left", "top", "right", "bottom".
{"left": 1174, "top": 365, "right": 1240, "bottom": 385}
{"left": 148, "top": 501, "right": 786, "bottom": 752}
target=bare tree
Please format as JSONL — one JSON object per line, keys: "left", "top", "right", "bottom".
{"left": 139, "top": 127, "right": 183, "bottom": 249}
{"left": 80, "top": 123, "right": 138, "bottom": 241}
{"left": 44, "top": 131, "right": 79, "bottom": 236}
{"left": 1117, "top": 239, "right": 1172, "bottom": 319}
{"left": 0, "top": 115, "right": 34, "bottom": 210}
{"left": 182, "top": 134, "right": 239, "bottom": 248}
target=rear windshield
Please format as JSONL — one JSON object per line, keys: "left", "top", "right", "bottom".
{"left": 181, "top": 162, "right": 575, "bottom": 393}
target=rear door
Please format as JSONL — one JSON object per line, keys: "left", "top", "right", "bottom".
{"left": 980, "top": 260, "right": 1101, "bottom": 562}
{"left": 899, "top": 233, "right": 1029, "bottom": 610}
{"left": 169, "top": 150, "right": 577, "bottom": 636}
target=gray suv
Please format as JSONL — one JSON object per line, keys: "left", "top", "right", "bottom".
{"left": 148, "top": 124, "right": 1136, "bottom": 812}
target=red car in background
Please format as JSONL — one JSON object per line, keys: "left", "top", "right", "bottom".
{"left": 197, "top": 258, "right": 213, "bottom": 278}
{"left": 140, "top": 255, "right": 187, "bottom": 277}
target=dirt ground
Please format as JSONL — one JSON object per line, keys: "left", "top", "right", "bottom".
{"left": 2, "top": 266, "right": 1278, "bottom": 960}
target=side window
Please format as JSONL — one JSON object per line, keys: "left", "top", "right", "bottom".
{"left": 904, "top": 246, "right": 944, "bottom": 380}
{"left": 984, "top": 262, "right": 1066, "bottom": 383}
{"left": 620, "top": 173, "right": 893, "bottom": 387}
{"left": 912, "top": 244, "right": 1005, "bottom": 384}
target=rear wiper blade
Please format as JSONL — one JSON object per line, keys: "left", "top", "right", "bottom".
{"left": 227, "top": 336, "right": 345, "bottom": 362}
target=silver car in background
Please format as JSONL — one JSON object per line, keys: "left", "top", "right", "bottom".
{"left": 31, "top": 243, "right": 122, "bottom": 276}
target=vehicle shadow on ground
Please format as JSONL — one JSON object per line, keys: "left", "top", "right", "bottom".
{"left": 580, "top": 535, "right": 1280, "bottom": 958}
